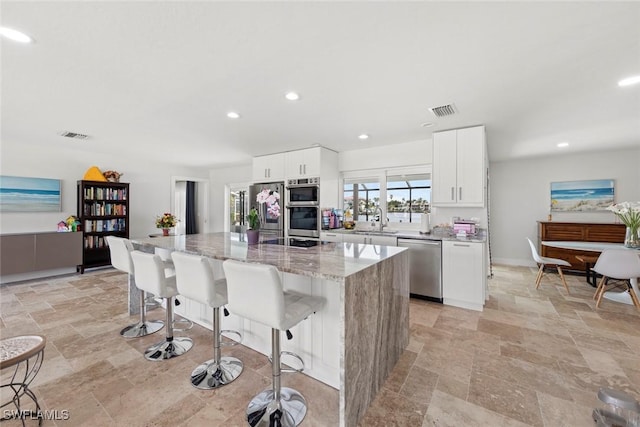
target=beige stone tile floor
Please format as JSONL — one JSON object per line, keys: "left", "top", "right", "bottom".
{"left": 1, "top": 265, "right": 639, "bottom": 426}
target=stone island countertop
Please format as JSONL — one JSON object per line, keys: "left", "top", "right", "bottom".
{"left": 132, "top": 232, "right": 407, "bottom": 282}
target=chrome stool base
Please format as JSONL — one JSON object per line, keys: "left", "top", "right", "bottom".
{"left": 190, "top": 356, "right": 243, "bottom": 390}
{"left": 120, "top": 320, "right": 164, "bottom": 338}
{"left": 144, "top": 337, "right": 193, "bottom": 361}
{"left": 247, "top": 387, "right": 307, "bottom": 427}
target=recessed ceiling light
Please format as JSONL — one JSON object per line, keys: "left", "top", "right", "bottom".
{"left": 358, "top": 134, "right": 370, "bottom": 140}
{"left": 227, "top": 111, "right": 240, "bottom": 119}
{"left": 421, "top": 122, "right": 434, "bottom": 128}
{"left": 0, "top": 27, "right": 33, "bottom": 43}
{"left": 557, "top": 142, "right": 569, "bottom": 148}
{"left": 618, "top": 75, "right": 640, "bottom": 87}
{"left": 285, "top": 92, "right": 300, "bottom": 101}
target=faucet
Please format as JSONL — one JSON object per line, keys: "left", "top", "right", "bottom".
{"left": 372, "top": 207, "right": 386, "bottom": 232}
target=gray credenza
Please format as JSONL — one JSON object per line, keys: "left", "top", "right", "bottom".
{"left": 0, "top": 232, "right": 83, "bottom": 276}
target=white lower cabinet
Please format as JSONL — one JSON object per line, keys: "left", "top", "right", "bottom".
{"left": 341, "top": 233, "right": 397, "bottom": 246}
{"left": 320, "top": 231, "right": 343, "bottom": 243}
{"left": 442, "top": 240, "right": 485, "bottom": 311}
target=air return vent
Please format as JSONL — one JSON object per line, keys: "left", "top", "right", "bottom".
{"left": 428, "top": 104, "right": 458, "bottom": 117}
{"left": 58, "top": 131, "right": 89, "bottom": 139}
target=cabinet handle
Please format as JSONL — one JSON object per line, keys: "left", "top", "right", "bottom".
{"left": 299, "top": 164, "right": 302, "bottom": 175}
{"left": 268, "top": 168, "right": 271, "bottom": 178}
{"left": 451, "top": 187, "right": 455, "bottom": 201}
{"left": 459, "top": 187, "right": 462, "bottom": 200}
{"left": 453, "top": 243, "right": 470, "bottom": 247}
{"left": 303, "top": 164, "right": 306, "bottom": 174}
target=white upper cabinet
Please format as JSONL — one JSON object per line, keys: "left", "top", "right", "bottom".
{"left": 285, "top": 147, "right": 322, "bottom": 178}
{"left": 252, "top": 153, "right": 285, "bottom": 182}
{"left": 432, "top": 125, "right": 486, "bottom": 207}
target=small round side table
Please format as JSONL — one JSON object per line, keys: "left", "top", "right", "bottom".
{"left": 0, "top": 335, "right": 46, "bottom": 426}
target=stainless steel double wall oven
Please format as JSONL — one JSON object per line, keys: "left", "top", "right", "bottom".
{"left": 286, "top": 177, "right": 320, "bottom": 238}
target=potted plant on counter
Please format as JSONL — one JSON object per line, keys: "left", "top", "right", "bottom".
{"left": 156, "top": 212, "right": 178, "bottom": 236}
{"left": 246, "top": 208, "right": 260, "bottom": 244}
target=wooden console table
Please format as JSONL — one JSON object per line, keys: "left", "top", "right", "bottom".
{"left": 537, "top": 221, "right": 626, "bottom": 272}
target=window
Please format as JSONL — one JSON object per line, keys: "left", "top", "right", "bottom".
{"left": 229, "top": 188, "right": 247, "bottom": 232}
{"left": 386, "top": 174, "right": 431, "bottom": 224}
{"left": 343, "top": 180, "right": 380, "bottom": 221}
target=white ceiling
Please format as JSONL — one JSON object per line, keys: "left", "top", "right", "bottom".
{"left": 2, "top": 1, "right": 639, "bottom": 168}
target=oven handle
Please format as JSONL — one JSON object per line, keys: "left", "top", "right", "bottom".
{"left": 286, "top": 202, "right": 319, "bottom": 208}
{"left": 286, "top": 184, "right": 320, "bottom": 189}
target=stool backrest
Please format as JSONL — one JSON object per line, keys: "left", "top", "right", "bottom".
{"left": 131, "top": 251, "right": 168, "bottom": 297}
{"left": 222, "top": 259, "right": 285, "bottom": 330}
{"left": 593, "top": 249, "right": 640, "bottom": 279}
{"left": 106, "top": 236, "right": 134, "bottom": 274}
{"left": 171, "top": 252, "right": 226, "bottom": 307}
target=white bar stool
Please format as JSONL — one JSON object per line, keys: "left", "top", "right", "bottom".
{"left": 131, "top": 251, "right": 193, "bottom": 361}
{"left": 106, "top": 236, "right": 164, "bottom": 338}
{"left": 222, "top": 259, "right": 325, "bottom": 427}
{"left": 171, "top": 252, "right": 244, "bottom": 389}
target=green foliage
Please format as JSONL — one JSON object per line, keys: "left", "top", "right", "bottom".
{"left": 248, "top": 208, "right": 260, "bottom": 230}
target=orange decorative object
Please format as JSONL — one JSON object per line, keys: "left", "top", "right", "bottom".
{"left": 83, "top": 166, "right": 107, "bottom": 181}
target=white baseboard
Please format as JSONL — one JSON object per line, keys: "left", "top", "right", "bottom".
{"left": 492, "top": 258, "right": 536, "bottom": 268}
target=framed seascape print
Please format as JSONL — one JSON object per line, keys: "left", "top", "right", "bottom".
{"left": 550, "top": 179, "right": 614, "bottom": 212}
{"left": 0, "top": 175, "right": 62, "bottom": 212}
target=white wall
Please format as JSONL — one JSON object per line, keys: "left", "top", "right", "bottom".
{"left": 490, "top": 147, "right": 640, "bottom": 266}
{"left": 339, "top": 139, "right": 432, "bottom": 171}
{"left": 209, "top": 164, "right": 252, "bottom": 232}
{"left": 0, "top": 140, "right": 210, "bottom": 238}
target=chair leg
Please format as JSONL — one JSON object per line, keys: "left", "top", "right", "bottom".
{"left": 246, "top": 328, "right": 307, "bottom": 426}
{"left": 190, "top": 307, "right": 243, "bottom": 389}
{"left": 556, "top": 266, "right": 570, "bottom": 294}
{"left": 535, "top": 264, "right": 544, "bottom": 288}
{"left": 144, "top": 297, "right": 193, "bottom": 361}
{"left": 627, "top": 285, "right": 640, "bottom": 309}
{"left": 120, "top": 289, "right": 164, "bottom": 338}
{"left": 595, "top": 276, "right": 609, "bottom": 308}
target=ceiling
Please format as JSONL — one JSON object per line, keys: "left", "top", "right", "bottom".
{"left": 1, "top": 1, "right": 639, "bottom": 168}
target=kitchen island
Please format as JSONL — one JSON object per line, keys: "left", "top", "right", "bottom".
{"left": 131, "top": 232, "right": 409, "bottom": 427}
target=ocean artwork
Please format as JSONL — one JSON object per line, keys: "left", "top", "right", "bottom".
{"left": 0, "top": 175, "right": 62, "bottom": 212}
{"left": 550, "top": 179, "right": 614, "bottom": 212}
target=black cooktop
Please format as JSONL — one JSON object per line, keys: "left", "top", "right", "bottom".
{"left": 262, "top": 237, "right": 328, "bottom": 248}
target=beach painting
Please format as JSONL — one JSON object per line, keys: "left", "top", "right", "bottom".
{"left": 550, "top": 179, "right": 614, "bottom": 212}
{"left": 0, "top": 175, "right": 62, "bottom": 212}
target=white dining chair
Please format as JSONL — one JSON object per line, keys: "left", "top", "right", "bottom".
{"left": 592, "top": 249, "right": 640, "bottom": 309}
{"left": 527, "top": 238, "right": 571, "bottom": 293}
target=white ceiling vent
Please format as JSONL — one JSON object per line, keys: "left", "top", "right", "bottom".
{"left": 428, "top": 104, "right": 458, "bottom": 117}
{"left": 58, "top": 131, "right": 89, "bottom": 140}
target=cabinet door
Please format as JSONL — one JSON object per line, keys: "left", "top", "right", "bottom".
{"left": 432, "top": 130, "right": 458, "bottom": 205}
{"left": 442, "top": 241, "right": 484, "bottom": 311}
{"left": 369, "top": 235, "right": 397, "bottom": 246}
{"left": 285, "top": 148, "right": 321, "bottom": 178}
{"left": 0, "top": 234, "right": 35, "bottom": 275}
{"left": 253, "top": 154, "right": 284, "bottom": 181}
{"left": 320, "top": 232, "right": 343, "bottom": 243}
{"left": 456, "top": 126, "right": 485, "bottom": 206}
{"left": 342, "top": 233, "right": 368, "bottom": 244}
{"left": 301, "top": 147, "right": 321, "bottom": 177}
{"left": 285, "top": 150, "right": 306, "bottom": 178}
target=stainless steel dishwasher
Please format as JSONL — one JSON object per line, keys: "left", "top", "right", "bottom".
{"left": 397, "top": 238, "right": 442, "bottom": 302}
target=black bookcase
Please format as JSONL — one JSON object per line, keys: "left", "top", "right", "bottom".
{"left": 77, "top": 180, "right": 129, "bottom": 273}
